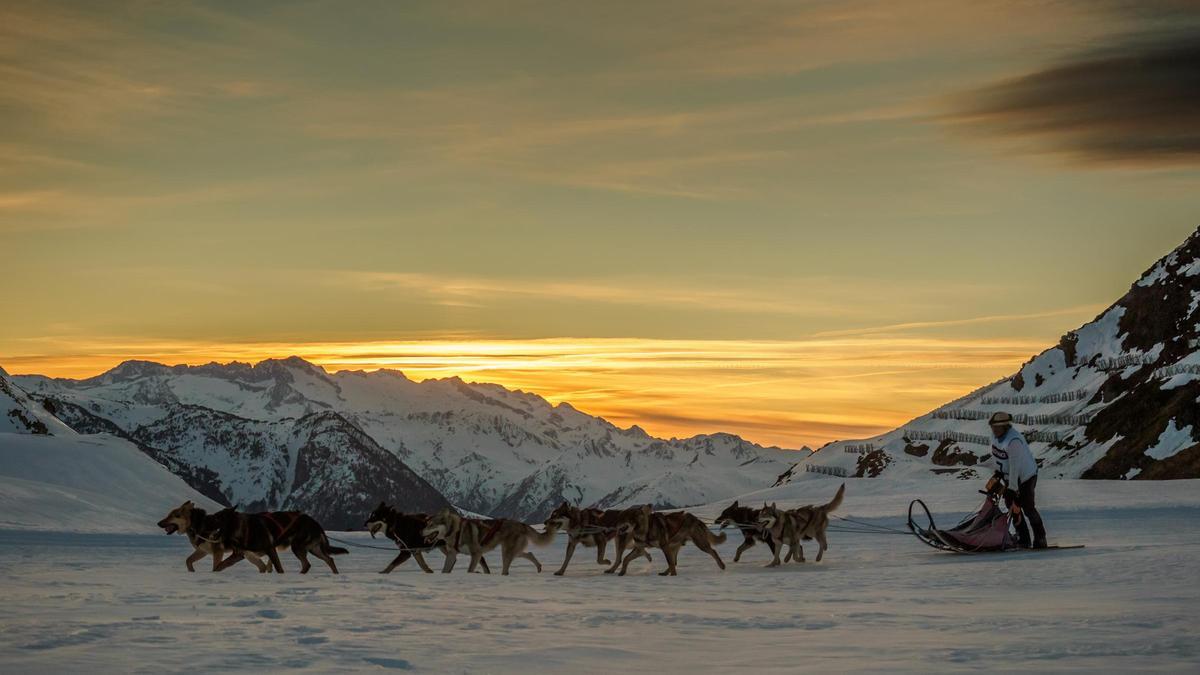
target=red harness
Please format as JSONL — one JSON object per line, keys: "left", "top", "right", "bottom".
{"left": 262, "top": 512, "right": 299, "bottom": 541}
{"left": 479, "top": 519, "right": 504, "bottom": 547}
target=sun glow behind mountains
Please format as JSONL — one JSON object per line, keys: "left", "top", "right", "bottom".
{"left": 7, "top": 336, "right": 1052, "bottom": 448}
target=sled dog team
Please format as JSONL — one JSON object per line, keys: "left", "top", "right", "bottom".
{"left": 157, "top": 484, "right": 844, "bottom": 576}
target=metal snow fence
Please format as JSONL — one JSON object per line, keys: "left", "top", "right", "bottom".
{"left": 980, "top": 394, "right": 1039, "bottom": 405}
{"left": 1037, "top": 389, "right": 1089, "bottom": 404}
{"left": 1025, "top": 430, "right": 1065, "bottom": 443}
{"left": 844, "top": 443, "right": 875, "bottom": 454}
{"left": 806, "top": 464, "right": 849, "bottom": 477}
{"left": 932, "top": 409, "right": 1093, "bottom": 426}
{"left": 1152, "top": 363, "right": 1200, "bottom": 379}
{"left": 1096, "top": 354, "right": 1157, "bottom": 371}
{"left": 933, "top": 409, "right": 989, "bottom": 421}
{"left": 903, "top": 429, "right": 991, "bottom": 445}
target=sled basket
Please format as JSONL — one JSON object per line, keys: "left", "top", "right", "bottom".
{"left": 907, "top": 493, "right": 1016, "bottom": 553}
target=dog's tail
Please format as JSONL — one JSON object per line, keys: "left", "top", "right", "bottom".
{"left": 706, "top": 529, "right": 728, "bottom": 546}
{"left": 322, "top": 534, "right": 350, "bottom": 556}
{"left": 529, "top": 524, "right": 557, "bottom": 546}
{"left": 823, "top": 483, "right": 845, "bottom": 513}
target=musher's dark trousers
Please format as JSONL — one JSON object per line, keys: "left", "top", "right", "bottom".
{"left": 1006, "top": 475, "right": 1046, "bottom": 548}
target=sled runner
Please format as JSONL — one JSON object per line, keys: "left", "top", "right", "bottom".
{"left": 907, "top": 493, "right": 1083, "bottom": 554}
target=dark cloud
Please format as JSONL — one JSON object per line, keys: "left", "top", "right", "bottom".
{"left": 949, "top": 29, "right": 1200, "bottom": 166}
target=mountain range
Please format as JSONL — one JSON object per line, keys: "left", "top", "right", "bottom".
{"left": 6, "top": 359, "right": 804, "bottom": 525}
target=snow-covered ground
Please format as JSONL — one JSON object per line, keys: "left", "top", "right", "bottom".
{"left": 1, "top": 479, "right": 1197, "bottom": 672}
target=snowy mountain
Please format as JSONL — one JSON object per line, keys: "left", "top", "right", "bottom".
{"left": 44, "top": 398, "right": 450, "bottom": 531}
{"left": 13, "top": 359, "right": 805, "bottom": 522}
{"left": 0, "top": 367, "right": 74, "bottom": 436}
{"left": 783, "top": 225, "right": 1200, "bottom": 484}
{"left": 0, "top": 432, "right": 220, "bottom": 533}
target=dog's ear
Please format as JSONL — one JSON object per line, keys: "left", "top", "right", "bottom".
{"left": 731, "top": 500, "right": 739, "bottom": 508}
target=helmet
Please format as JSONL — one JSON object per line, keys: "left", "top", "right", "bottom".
{"left": 988, "top": 411, "right": 1013, "bottom": 426}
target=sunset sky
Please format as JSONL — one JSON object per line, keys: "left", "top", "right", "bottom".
{"left": 3, "top": 1, "right": 1198, "bottom": 448}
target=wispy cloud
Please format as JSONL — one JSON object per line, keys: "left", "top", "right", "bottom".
{"left": 810, "top": 304, "right": 1107, "bottom": 338}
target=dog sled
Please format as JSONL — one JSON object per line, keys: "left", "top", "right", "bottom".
{"left": 907, "top": 492, "right": 1083, "bottom": 554}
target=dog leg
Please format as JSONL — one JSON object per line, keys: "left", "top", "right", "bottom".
{"left": 292, "top": 543, "right": 312, "bottom": 574}
{"left": 214, "top": 550, "right": 244, "bottom": 572}
{"left": 660, "top": 546, "right": 679, "bottom": 576}
{"left": 266, "top": 547, "right": 285, "bottom": 574}
{"left": 605, "top": 535, "right": 628, "bottom": 574}
{"left": 767, "top": 537, "right": 782, "bottom": 567}
{"left": 185, "top": 549, "right": 205, "bottom": 572}
{"left": 312, "top": 546, "right": 339, "bottom": 574}
{"left": 595, "top": 536, "right": 611, "bottom": 565}
{"left": 732, "top": 536, "right": 753, "bottom": 562}
{"left": 555, "top": 539, "right": 578, "bottom": 576}
{"left": 412, "top": 551, "right": 434, "bottom": 573}
{"left": 382, "top": 550, "right": 411, "bottom": 573}
{"left": 520, "top": 551, "right": 542, "bottom": 573}
{"left": 469, "top": 551, "right": 487, "bottom": 574}
{"left": 441, "top": 550, "right": 457, "bottom": 573}
{"left": 244, "top": 551, "right": 269, "bottom": 573}
{"left": 693, "top": 535, "right": 726, "bottom": 571}
{"left": 617, "top": 546, "right": 643, "bottom": 576}
{"left": 499, "top": 546, "right": 515, "bottom": 576}
{"left": 794, "top": 541, "right": 805, "bottom": 563}
{"left": 814, "top": 531, "right": 827, "bottom": 562}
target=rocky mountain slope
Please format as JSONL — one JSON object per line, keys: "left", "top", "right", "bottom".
{"left": 782, "top": 225, "right": 1200, "bottom": 484}
{"left": 14, "top": 359, "right": 805, "bottom": 522}
{"left": 0, "top": 367, "right": 74, "bottom": 436}
{"left": 43, "top": 396, "right": 449, "bottom": 530}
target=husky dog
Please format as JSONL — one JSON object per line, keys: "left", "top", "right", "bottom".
{"left": 211, "top": 508, "right": 348, "bottom": 574}
{"left": 364, "top": 502, "right": 490, "bottom": 574}
{"left": 543, "top": 503, "right": 650, "bottom": 576}
{"left": 618, "top": 510, "right": 727, "bottom": 576}
{"left": 715, "top": 500, "right": 777, "bottom": 563}
{"left": 422, "top": 509, "right": 558, "bottom": 575}
{"left": 757, "top": 483, "right": 845, "bottom": 565}
{"left": 158, "top": 501, "right": 272, "bottom": 572}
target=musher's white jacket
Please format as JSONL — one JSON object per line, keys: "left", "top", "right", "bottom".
{"left": 987, "top": 427, "right": 1038, "bottom": 495}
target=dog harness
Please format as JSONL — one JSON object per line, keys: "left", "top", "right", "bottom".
{"left": 479, "top": 519, "right": 504, "bottom": 547}
{"left": 262, "top": 512, "right": 300, "bottom": 541}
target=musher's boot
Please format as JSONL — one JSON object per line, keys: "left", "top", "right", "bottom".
{"left": 1032, "top": 538, "right": 1048, "bottom": 550}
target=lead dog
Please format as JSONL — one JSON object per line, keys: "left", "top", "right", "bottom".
{"left": 618, "top": 510, "right": 726, "bottom": 576}
{"left": 365, "top": 502, "right": 490, "bottom": 574}
{"left": 715, "top": 500, "right": 777, "bottom": 563}
{"left": 212, "top": 508, "right": 348, "bottom": 574}
{"left": 757, "top": 483, "right": 845, "bottom": 565}
{"left": 543, "top": 503, "right": 650, "bottom": 576}
{"left": 157, "top": 501, "right": 269, "bottom": 573}
{"left": 422, "top": 509, "right": 557, "bottom": 575}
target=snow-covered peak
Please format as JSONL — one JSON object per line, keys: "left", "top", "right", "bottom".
{"left": 0, "top": 370, "right": 75, "bottom": 436}
{"left": 782, "top": 225, "right": 1200, "bottom": 485}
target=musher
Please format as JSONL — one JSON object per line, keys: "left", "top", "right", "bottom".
{"left": 985, "top": 411, "right": 1047, "bottom": 549}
